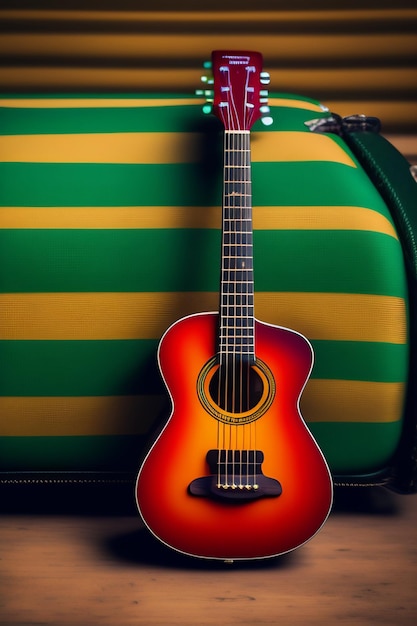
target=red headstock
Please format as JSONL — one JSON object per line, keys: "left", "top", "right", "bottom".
{"left": 201, "top": 50, "right": 272, "bottom": 131}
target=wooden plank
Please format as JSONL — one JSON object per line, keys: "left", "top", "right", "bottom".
{"left": 0, "top": 487, "right": 416, "bottom": 625}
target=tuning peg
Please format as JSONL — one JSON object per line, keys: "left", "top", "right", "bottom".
{"left": 202, "top": 104, "right": 212, "bottom": 115}
{"left": 260, "top": 72, "right": 270, "bottom": 85}
{"left": 260, "top": 90, "right": 269, "bottom": 103}
{"left": 260, "top": 105, "right": 273, "bottom": 126}
{"left": 195, "top": 89, "right": 214, "bottom": 98}
{"left": 203, "top": 61, "right": 212, "bottom": 69}
{"left": 261, "top": 115, "right": 273, "bottom": 126}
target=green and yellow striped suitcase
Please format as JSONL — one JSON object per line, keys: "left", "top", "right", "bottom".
{"left": 0, "top": 94, "right": 415, "bottom": 492}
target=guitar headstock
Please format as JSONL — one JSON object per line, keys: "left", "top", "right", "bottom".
{"left": 197, "top": 50, "right": 272, "bottom": 130}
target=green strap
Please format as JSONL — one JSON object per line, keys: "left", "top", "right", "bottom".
{"left": 343, "top": 130, "right": 417, "bottom": 283}
{"left": 343, "top": 129, "right": 417, "bottom": 493}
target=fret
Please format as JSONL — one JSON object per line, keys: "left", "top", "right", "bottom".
{"left": 222, "top": 265, "right": 253, "bottom": 272}
{"left": 222, "top": 249, "right": 253, "bottom": 255}
{"left": 220, "top": 308, "right": 254, "bottom": 317}
{"left": 220, "top": 341, "right": 255, "bottom": 348}
{"left": 223, "top": 235, "right": 252, "bottom": 242}
{"left": 220, "top": 316, "right": 254, "bottom": 324}
{"left": 220, "top": 316, "right": 254, "bottom": 323}
{"left": 223, "top": 229, "right": 252, "bottom": 232}
{"left": 222, "top": 293, "right": 253, "bottom": 303}
{"left": 221, "top": 275, "right": 253, "bottom": 285}
{"left": 220, "top": 337, "right": 254, "bottom": 344}
{"left": 220, "top": 322, "right": 254, "bottom": 330}
{"left": 223, "top": 232, "right": 252, "bottom": 237}
{"left": 222, "top": 278, "right": 253, "bottom": 286}
{"left": 221, "top": 285, "right": 253, "bottom": 296}
{"left": 222, "top": 251, "right": 253, "bottom": 255}
{"left": 220, "top": 336, "right": 254, "bottom": 343}
{"left": 219, "top": 346, "right": 255, "bottom": 354}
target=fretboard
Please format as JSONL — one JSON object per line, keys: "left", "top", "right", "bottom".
{"left": 219, "top": 130, "right": 255, "bottom": 365}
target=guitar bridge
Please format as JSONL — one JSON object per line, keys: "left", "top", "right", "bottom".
{"left": 188, "top": 449, "right": 282, "bottom": 502}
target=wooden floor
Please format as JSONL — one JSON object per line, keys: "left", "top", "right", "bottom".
{"left": 0, "top": 484, "right": 416, "bottom": 626}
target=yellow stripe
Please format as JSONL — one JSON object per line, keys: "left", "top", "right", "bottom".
{"left": 0, "top": 97, "right": 325, "bottom": 113}
{"left": 253, "top": 132, "right": 356, "bottom": 166}
{"left": 256, "top": 293, "right": 407, "bottom": 345}
{"left": 2, "top": 32, "right": 415, "bottom": 65}
{"left": 302, "top": 380, "right": 405, "bottom": 424}
{"left": 0, "top": 379, "right": 405, "bottom": 436}
{"left": 0, "top": 98, "right": 202, "bottom": 109}
{"left": 0, "top": 395, "right": 165, "bottom": 437}
{"left": 0, "top": 205, "right": 398, "bottom": 238}
{"left": 0, "top": 131, "right": 356, "bottom": 167}
{"left": 0, "top": 292, "right": 407, "bottom": 344}
{"left": 3, "top": 9, "right": 417, "bottom": 25}
{"left": 270, "top": 98, "right": 326, "bottom": 113}
{"left": 0, "top": 132, "right": 197, "bottom": 165}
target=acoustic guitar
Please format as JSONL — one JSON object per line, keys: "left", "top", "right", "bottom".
{"left": 136, "top": 50, "right": 333, "bottom": 561}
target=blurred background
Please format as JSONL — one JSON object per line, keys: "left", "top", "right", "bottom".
{"left": 1, "top": 0, "right": 416, "bottom": 162}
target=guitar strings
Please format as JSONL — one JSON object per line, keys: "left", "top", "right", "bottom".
{"left": 217, "top": 116, "right": 258, "bottom": 489}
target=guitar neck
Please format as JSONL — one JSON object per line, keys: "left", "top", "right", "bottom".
{"left": 219, "top": 129, "right": 255, "bottom": 365}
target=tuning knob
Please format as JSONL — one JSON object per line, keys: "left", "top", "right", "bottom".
{"left": 259, "top": 89, "right": 269, "bottom": 103}
{"left": 260, "top": 106, "right": 273, "bottom": 126}
{"left": 202, "top": 104, "right": 212, "bottom": 115}
{"left": 260, "top": 72, "right": 270, "bottom": 85}
{"left": 195, "top": 89, "right": 214, "bottom": 99}
{"left": 203, "top": 60, "right": 212, "bottom": 69}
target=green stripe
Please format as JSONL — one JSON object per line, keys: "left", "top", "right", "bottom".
{"left": 0, "top": 100, "right": 325, "bottom": 136}
{"left": 0, "top": 162, "right": 390, "bottom": 209}
{"left": 0, "top": 229, "right": 406, "bottom": 296}
{"left": 0, "top": 422, "right": 403, "bottom": 475}
{"left": 254, "top": 162, "right": 390, "bottom": 213}
{"left": 0, "top": 229, "right": 220, "bottom": 293}
{"left": 255, "top": 230, "right": 406, "bottom": 296}
{"left": 0, "top": 163, "right": 221, "bottom": 207}
{"left": 311, "top": 340, "right": 408, "bottom": 382}
{"left": 0, "top": 105, "right": 215, "bottom": 136}
{"left": 0, "top": 339, "right": 162, "bottom": 396}
{"left": 309, "top": 422, "right": 403, "bottom": 473}
{"left": 0, "top": 93, "right": 194, "bottom": 100}
{"left": 258, "top": 105, "right": 328, "bottom": 132}
{"left": 0, "top": 435, "right": 145, "bottom": 472}
{"left": 0, "top": 339, "right": 407, "bottom": 397}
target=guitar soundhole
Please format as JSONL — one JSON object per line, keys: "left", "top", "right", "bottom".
{"left": 197, "top": 357, "right": 275, "bottom": 425}
{"left": 208, "top": 364, "right": 263, "bottom": 414}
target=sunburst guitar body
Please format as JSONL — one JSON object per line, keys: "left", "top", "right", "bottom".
{"left": 136, "top": 50, "right": 333, "bottom": 561}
